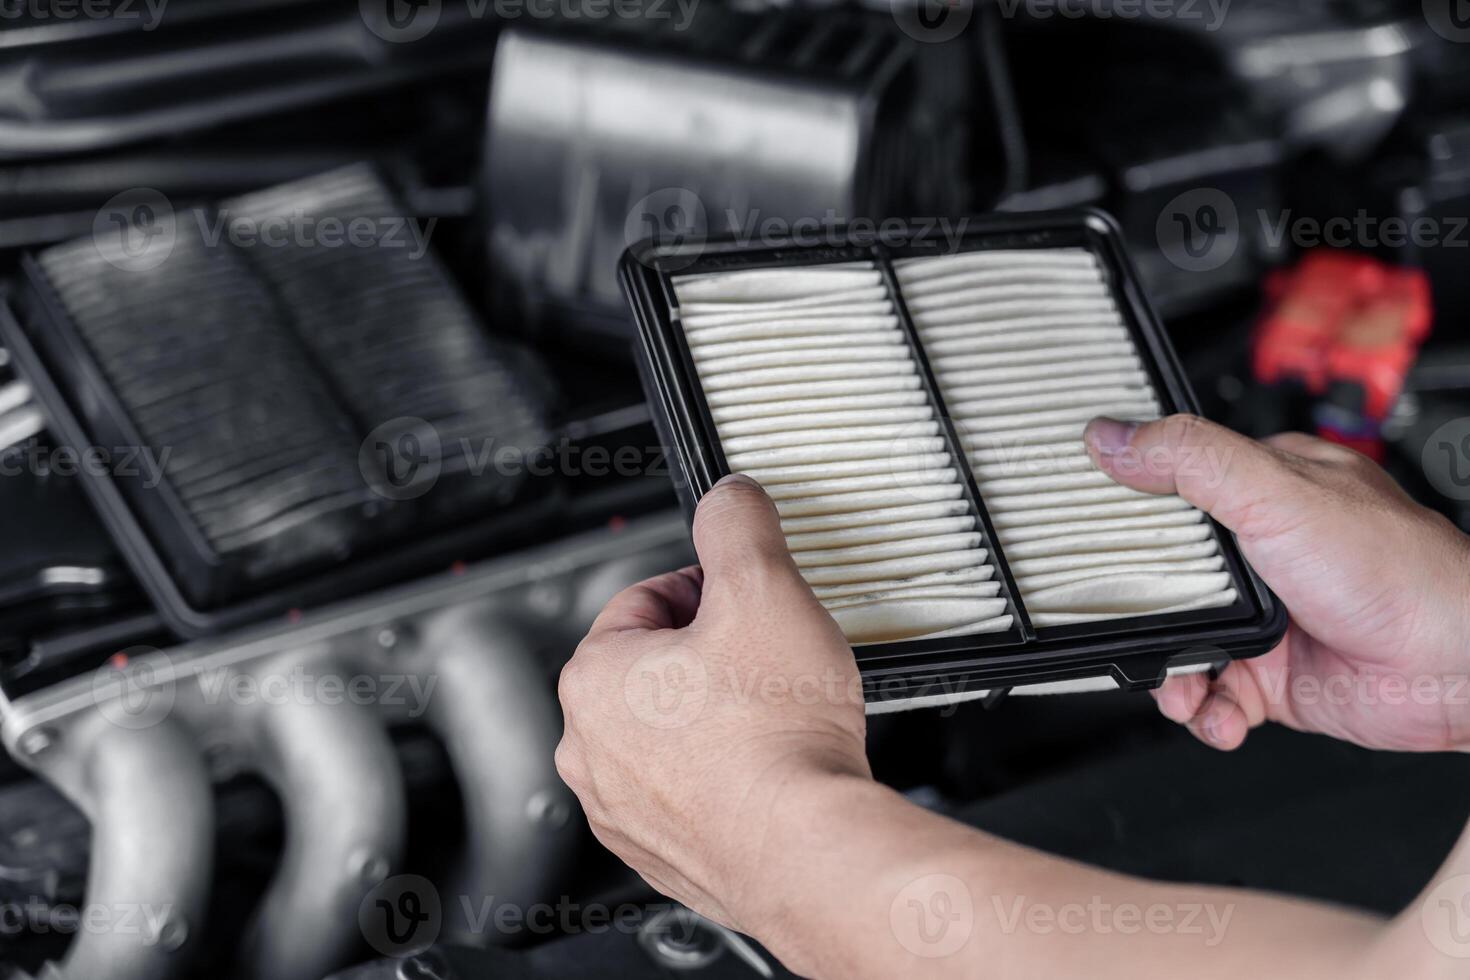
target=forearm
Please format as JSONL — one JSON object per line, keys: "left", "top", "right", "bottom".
{"left": 737, "top": 774, "right": 1391, "bottom": 980}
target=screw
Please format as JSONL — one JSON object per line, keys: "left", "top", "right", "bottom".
{"left": 18, "top": 728, "right": 56, "bottom": 758}
{"left": 349, "top": 847, "right": 390, "bottom": 886}
{"left": 377, "top": 627, "right": 399, "bottom": 650}
{"left": 152, "top": 914, "right": 188, "bottom": 952}
{"left": 526, "top": 789, "right": 573, "bottom": 829}
{"left": 397, "top": 950, "right": 452, "bottom": 980}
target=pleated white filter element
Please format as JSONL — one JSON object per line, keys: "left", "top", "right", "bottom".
{"left": 894, "top": 249, "right": 1238, "bottom": 626}
{"left": 673, "top": 263, "right": 1012, "bottom": 644}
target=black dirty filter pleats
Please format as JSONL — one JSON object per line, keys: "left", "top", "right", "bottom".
{"left": 32, "top": 165, "right": 551, "bottom": 607}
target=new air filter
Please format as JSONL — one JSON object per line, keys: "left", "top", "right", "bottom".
{"left": 623, "top": 210, "right": 1286, "bottom": 702}
{"left": 674, "top": 263, "right": 1010, "bottom": 645}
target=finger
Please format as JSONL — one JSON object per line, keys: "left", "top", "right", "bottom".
{"left": 1261, "top": 431, "right": 1353, "bottom": 463}
{"left": 1188, "top": 689, "right": 1251, "bottom": 751}
{"left": 1152, "top": 671, "right": 1210, "bottom": 724}
{"left": 691, "top": 473, "right": 810, "bottom": 607}
{"left": 1083, "top": 414, "right": 1306, "bottom": 536}
{"left": 587, "top": 566, "right": 705, "bottom": 638}
{"left": 1212, "top": 661, "right": 1273, "bottom": 731}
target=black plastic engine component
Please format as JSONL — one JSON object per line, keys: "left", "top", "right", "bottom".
{"left": 482, "top": 9, "right": 1006, "bottom": 353}
{"left": 0, "top": 437, "right": 139, "bottom": 644}
{"left": 0, "top": 0, "right": 505, "bottom": 160}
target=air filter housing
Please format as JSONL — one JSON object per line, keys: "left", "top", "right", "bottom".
{"left": 483, "top": 11, "right": 990, "bottom": 352}
{"left": 622, "top": 210, "right": 1286, "bottom": 703}
{"left": 3, "top": 166, "right": 556, "bottom": 636}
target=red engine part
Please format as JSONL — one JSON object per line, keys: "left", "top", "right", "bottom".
{"left": 1252, "top": 250, "right": 1433, "bottom": 456}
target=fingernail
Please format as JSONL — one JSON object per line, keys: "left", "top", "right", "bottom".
{"left": 1198, "top": 699, "right": 1235, "bottom": 747}
{"left": 1085, "top": 417, "right": 1138, "bottom": 457}
{"left": 715, "top": 473, "right": 759, "bottom": 489}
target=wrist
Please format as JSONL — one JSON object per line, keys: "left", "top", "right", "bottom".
{"left": 724, "top": 766, "right": 879, "bottom": 952}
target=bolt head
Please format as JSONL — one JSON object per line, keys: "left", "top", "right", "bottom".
{"left": 18, "top": 728, "right": 55, "bottom": 758}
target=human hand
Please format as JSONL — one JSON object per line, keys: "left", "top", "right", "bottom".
{"left": 1085, "top": 414, "right": 1470, "bottom": 753}
{"left": 554, "top": 474, "right": 869, "bottom": 935}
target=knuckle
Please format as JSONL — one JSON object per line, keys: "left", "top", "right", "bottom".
{"left": 1341, "top": 447, "right": 1383, "bottom": 476}
{"left": 553, "top": 740, "right": 586, "bottom": 793}
{"left": 710, "top": 548, "right": 799, "bottom": 605}
{"left": 553, "top": 740, "right": 574, "bottom": 779}
{"left": 695, "top": 479, "right": 771, "bottom": 532}
{"left": 1161, "top": 413, "right": 1212, "bottom": 451}
{"left": 557, "top": 658, "right": 591, "bottom": 707}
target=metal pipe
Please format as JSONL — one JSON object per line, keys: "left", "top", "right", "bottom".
{"left": 419, "top": 606, "right": 578, "bottom": 945}
{"left": 58, "top": 714, "right": 214, "bottom": 980}
{"left": 235, "top": 668, "right": 406, "bottom": 980}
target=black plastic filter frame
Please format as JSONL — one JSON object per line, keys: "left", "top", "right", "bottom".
{"left": 0, "top": 273, "right": 562, "bottom": 640}
{"left": 620, "top": 209, "right": 1287, "bottom": 705}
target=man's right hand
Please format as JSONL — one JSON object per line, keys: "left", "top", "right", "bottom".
{"left": 1084, "top": 414, "right": 1470, "bottom": 753}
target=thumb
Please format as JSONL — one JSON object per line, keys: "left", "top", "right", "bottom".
{"left": 691, "top": 473, "right": 812, "bottom": 611}
{"left": 1082, "top": 414, "right": 1306, "bottom": 537}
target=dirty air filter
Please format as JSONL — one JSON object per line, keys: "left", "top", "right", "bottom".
{"left": 622, "top": 210, "right": 1285, "bottom": 702}
{"left": 2, "top": 165, "right": 555, "bottom": 637}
